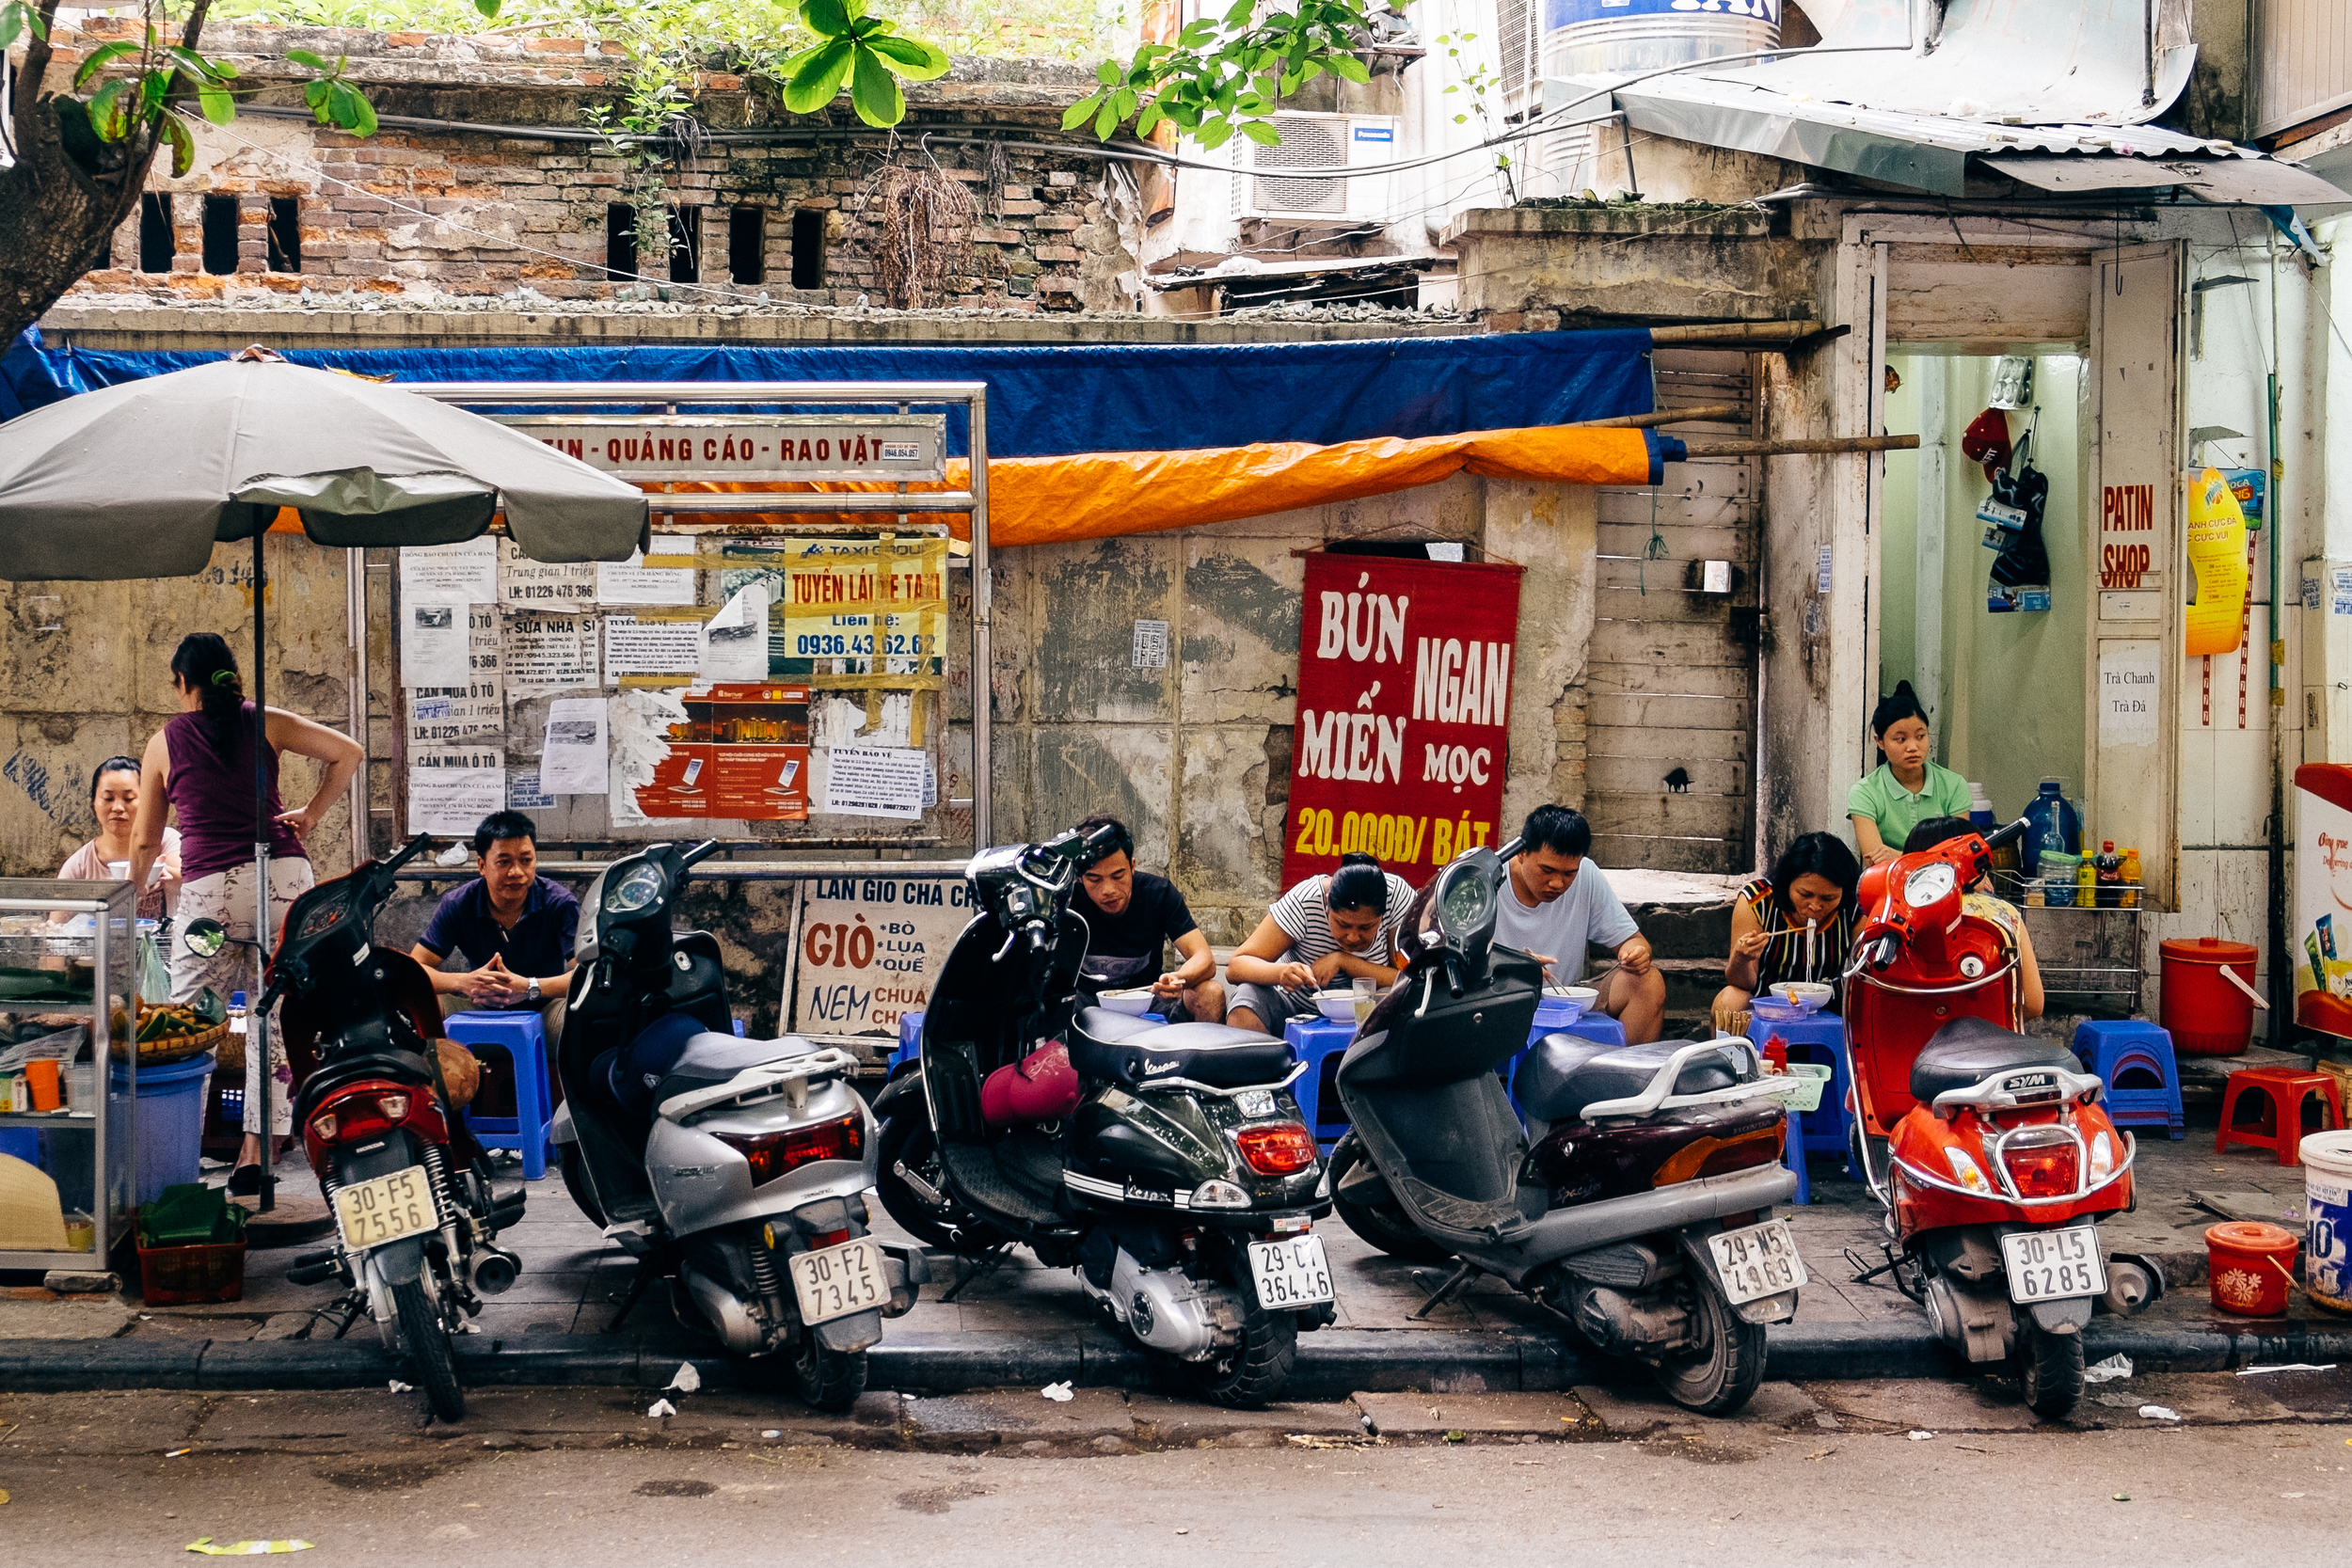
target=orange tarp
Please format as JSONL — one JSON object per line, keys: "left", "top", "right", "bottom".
{"left": 267, "top": 423, "right": 1655, "bottom": 546}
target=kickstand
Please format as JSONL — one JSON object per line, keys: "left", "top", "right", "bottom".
{"left": 604, "top": 1259, "right": 659, "bottom": 1333}
{"left": 326, "top": 1292, "right": 366, "bottom": 1341}
{"left": 1846, "top": 1243, "right": 1922, "bottom": 1301}
{"left": 939, "top": 1241, "right": 1010, "bottom": 1305}
{"left": 1408, "top": 1260, "right": 1479, "bottom": 1321}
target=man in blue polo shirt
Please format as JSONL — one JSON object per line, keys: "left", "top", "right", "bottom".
{"left": 410, "top": 811, "right": 579, "bottom": 1072}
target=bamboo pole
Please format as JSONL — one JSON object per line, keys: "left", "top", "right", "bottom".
{"left": 1648, "top": 320, "right": 1825, "bottom": 343}
{"left": 1568, "top": 403, "right": 1744, "bottom": 429}
{"left": 1677, "top": 435, "right": 1920, "bottom": 458}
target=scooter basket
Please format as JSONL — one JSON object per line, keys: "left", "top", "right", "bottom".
{"left": 1765, "top": 1062, "right": 1831, "bottom": 1114}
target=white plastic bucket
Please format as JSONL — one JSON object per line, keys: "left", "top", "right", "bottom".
{"left": 2299, "top": 1131, "right": 2352, "bottom": 1312}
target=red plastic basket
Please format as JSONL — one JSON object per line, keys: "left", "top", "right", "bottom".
{"left": 135, "top": 1238, "right": 247, "bottom": 1305}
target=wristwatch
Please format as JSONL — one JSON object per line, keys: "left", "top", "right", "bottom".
{"left": 525, "top": 977, "right": 542, "bottom": 1003}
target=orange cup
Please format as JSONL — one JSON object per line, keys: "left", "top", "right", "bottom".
{"left": 24, "top": 1058, "right": 61, "bottom": 1112}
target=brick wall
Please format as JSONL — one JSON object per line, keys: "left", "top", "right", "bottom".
{"left": 48, "top": 24, "right": 1136, "bottom": 312}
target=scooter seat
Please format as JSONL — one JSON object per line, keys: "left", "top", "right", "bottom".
{"left": 1909, "top": 1016, "right": 2079, "bottom": 1102}
{"left": 1067, "top": 1006, "right": 1295, "bottom": 1090}
{"left": 654, "top": 1031, "right": 821, "bottom": 1106}
{"left": 1512, "top": 1036, "right": 1742, "bottom": 1122}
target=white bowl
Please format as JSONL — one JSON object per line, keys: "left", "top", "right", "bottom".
{"left": 1098, "top": 989, "right": 1156, "bottom": 1016}
{"left": 1314, "top": 990, "right": 1362, "bottom": 1022}
{"left": 1771, "top": 982, "right": 1834, "bottom": 1015}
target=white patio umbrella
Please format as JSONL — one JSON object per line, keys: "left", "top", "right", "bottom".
{"left": 0, "top": 356, "right": 649, "bottom": 1208}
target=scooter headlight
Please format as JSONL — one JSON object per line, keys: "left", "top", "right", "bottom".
{"left": 1191, "top": 1180, "right": 1251, "bottom": 1209}
{"left": 1943, "top": 1147, "right": 1991, "bottom": 1194}
{"left": 2089, "top": 1131, "right": 2115, "bottom": 1180}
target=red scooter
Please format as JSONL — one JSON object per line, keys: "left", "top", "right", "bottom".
{"left": 1843, "top": 818, "right": 2155, "bottom": 1418}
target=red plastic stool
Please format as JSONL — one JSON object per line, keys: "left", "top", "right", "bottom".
{"left": 2217, "top": 1067, "right": 2345, "bottom": 1165}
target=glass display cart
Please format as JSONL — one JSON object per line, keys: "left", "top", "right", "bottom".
{"left": 0, "top": 878, "right": 135, "bottom": 1271}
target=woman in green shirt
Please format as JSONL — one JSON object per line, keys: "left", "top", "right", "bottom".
{"left": 1847, "top": 681, "right": 1971, "bottom": 866}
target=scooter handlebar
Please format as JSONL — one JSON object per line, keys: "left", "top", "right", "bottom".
{"left": 383, "top": 832, "right": 435, "bottom": 876}
{"left": 1983, "top": 816, "right": 2032, "bottom": 852}
{"left": 680, "top": 839, "right": 723, "bottom": 868}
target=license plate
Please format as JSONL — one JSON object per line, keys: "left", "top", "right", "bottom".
{"left": 332, "top": 1166, "right": 437, "bottom": 1254}
{"left": 1708, "top": 1219, "right": 1809, "bottom": 1305}
{"left": 1248, "top": 1233, "right": 1335, "bottom": 1309}
{"left": 788, "top": 1237, "right": 888, "bottom": 1326}
{"left": 2000, "top": 1227, "right": 2107, "bottom": 1303}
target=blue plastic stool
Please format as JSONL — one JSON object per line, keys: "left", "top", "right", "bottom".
{"left": 1748, "top": 1012, "right": 1853, "bottom": 1170}
{"left": 890, "top": 1011, "right": 925, "bottom": 1073}
{"left": 1282, "top": 1017, "right": 1359, "bottom": 1149}
{"left": 445, "top": 1010, "right": 552, "bottom": 1180}
{"left": 2071, "top": 1019, "right": 2185, "bottom": 1139}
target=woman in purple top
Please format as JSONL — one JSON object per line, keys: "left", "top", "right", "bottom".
{"left": 132, "top": 633, "right": 363, "bottom": 1192}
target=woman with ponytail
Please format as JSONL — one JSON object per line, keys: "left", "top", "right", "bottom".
{"left": 132, "top": 632, "right": 364, "bottom": 1192}
{"left": 1846, "top": 680, "right": 1970, "bottom": 867}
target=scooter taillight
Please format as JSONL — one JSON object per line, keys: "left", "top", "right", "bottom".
{"left": 1998, "top": 1130, "right": 2080, "bottom": 1198}
{"left": 1651, "top": 1125, "right": 1781, "bottom": 1187}
{"left": 719, "top": 1113, "right": 864, "bottom": 1185}
{"left": 1235, "top": 1123, "right": 1317, "bottom": 1176}
{"left": 306, "top": 1083, "right": 421, "bottom": 1149}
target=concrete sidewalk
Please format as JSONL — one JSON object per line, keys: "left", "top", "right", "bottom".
{"left": 5, "top": 1104, "right": 2348, "bottom": 1396}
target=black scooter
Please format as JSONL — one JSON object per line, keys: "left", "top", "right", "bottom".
{"left": 1331, "top": 838, "right": 1805, "bottom": 1415}
{"left": 875, "top": 823, "right": 1334, "bottom": 1407}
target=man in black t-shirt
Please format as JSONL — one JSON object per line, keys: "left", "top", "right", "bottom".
{"left": 1071, "top": 814, "right": 1226, "bottom": 1023}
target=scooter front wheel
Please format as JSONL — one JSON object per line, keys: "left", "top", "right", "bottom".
{"left": 1327, "top": 1132, "right": 1454, "bottom": 1266}
{"left": 875, "top": 1108, "right": 1003, "bottom": 1253}
{"left": 559, "top": 1142, "right": 607, "bottom": 1228}
{"left": 1652, "top": 1275, "right": 1766, "bottom": 1417}
{"left": 390, "top": 1277, "right": 465, "bottom": 1423}
{"left": 2015, "top": 1321, "right": 2085, "bottom": 1418}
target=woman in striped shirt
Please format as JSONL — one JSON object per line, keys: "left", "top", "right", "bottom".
{"left": 1712, "top": 832, "right": 1861, "bottom": 1030}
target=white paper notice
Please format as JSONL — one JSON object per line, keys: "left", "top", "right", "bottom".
{"left": 407, "top": 748, "right": 506, "bottom": 836}
{"left": 1131, "top": 619, "right": 1168, "bottom": 670}
{"left": 596, "top": 535, "right": 697, "bottom": 606}
{"left": 406, "top": 608, "right": 502, "bottom": 744}
{"left": 540, "top": 697, "right": 610, "bottom": 794}
{"left": 400, "top": 538, "right": 500, "bottom": 606}
{"left": 500, "top": 539, "right": 598, "bottom": 609}
{"left": 605, "top": 616, "right": 706, "bottom": 680}
{"left": 507, "top": 768, "right": 555, "bottom": 810}
{"left": 2098, "top": 641, "right": 2160, "bottom": 747}
{"left": 821, "top": 745, "right": 927, "bottom": 820}
{"left": 400, "top": 602, "right": 469, "bottom": 687}
{"left": 505, "top": 612, "right": 599, "bottom": 699}
{"left": 700, "top": 585, "right": 769, "bottom": 683}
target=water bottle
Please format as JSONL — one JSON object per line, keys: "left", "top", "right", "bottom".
{"left": 2022, "top": 779, "right": 2078, "bottom": 878}
{"left": 230, "top": 990, "right": 248, "bottom": 1037}
{"left": 1967, "top": 782, "right": 1996, "bottom": 831}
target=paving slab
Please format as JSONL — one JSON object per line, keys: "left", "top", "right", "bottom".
{"left": 2065, "top": 1370, "right": 2299, "bottom": 1428}
{"left": 1800, "top": 1376, "right": 2046, "bottom": 1432}
{"left": 0, "top": 1298, "right": 135, "bottom": 1339}
{"left": 195, "top": 1386, "right": 431, "bottom": 1443}
{"left": 0, "top": 1390, "right": 208, "bottom": 1452}
{"left": 904, "top": 1386, "right": 1133, "bottom": 1449}
{"left": 1354, "top": 1390, "right": 1594, "bottom": 1438}
{"left": 1122, "top": 1394, "right": 1364, "bottom": 1448}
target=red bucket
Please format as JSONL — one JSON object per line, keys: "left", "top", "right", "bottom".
{"left": 2161, "top": 937, "right": 2262, "bottom": 1056}
{"left": 2205, "top": 1221, "right": 2298, "bottom": 1316}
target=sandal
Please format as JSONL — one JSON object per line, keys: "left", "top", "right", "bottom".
{"left": 226, "top": 1164, "right": 263, "bottom": 1196}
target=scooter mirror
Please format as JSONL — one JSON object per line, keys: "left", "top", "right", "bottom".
{"left": 181, "top": 918, "right": 228, "bottom": 958}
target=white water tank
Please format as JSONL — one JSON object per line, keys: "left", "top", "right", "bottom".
{"left": 1545, "top": 0, "right": 1781, "bottom": 82}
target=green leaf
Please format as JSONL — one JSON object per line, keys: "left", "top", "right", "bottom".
{"left": 304, "top": 78, "right": 330, "bottom": 117}
{"left": 72, "top": 40, "right": 138, "bottom": 90}
{"left": 1196, "top": 119, "right": 1234, "bottom": 150}
{"left": 1239, "top": 119, "right": 1279, "bottom": 145}
{"left": 160, "top": 111, "right": 196, "bottom": 177}
{"left": 197, "top": 84, "right": 236, "bottom": 125}
{"left": 473, "top": 0, "right": 501, "bottom": 15}
{"left": 781, "top": 37, "right": 854, "bottom": 111}
{"left": 86, "top": 79, "right": 130, "bottom": 140}
{"left": 802, "top": 0, "right": 852, "bottom": 39}
{"left": 773, "top": 38, "right": 830, "bottom": 76}
{"left": 1060, "top": 89, "right": 1104, "bottom": 132}
{"left": 1136, "top": 99, "right": 1164, "bottom": 136}
{"left": 326, "top": 79, "right": 376, "bottom": 135}
{"left": 1096, "top": 56, "right": 1120, "bottom": 86}
{"left": 138, "top": 68, "right": 169, "bottom": 120}
{"left": 0, "top": 7, "right": 21, "bottom": 48}
{"left": 1091, "top": 96, "right": 1116, "bottom": 138}
{"left": 1329, "top": 53, "right": 1371, "bottom": 84}
{"left": 847, "top": 43, "right": 906, "bottom": 126}
{"left": 284, "top": 48, "right": 330, "bottom": 71}
{"left": 865, "top": 33, "right": 948, "bottom": 79}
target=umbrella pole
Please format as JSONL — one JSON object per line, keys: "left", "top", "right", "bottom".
{"left": 252, "top": 527, "right": 275, "bottom": 1213}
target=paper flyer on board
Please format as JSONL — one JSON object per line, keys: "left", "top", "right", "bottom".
{"left": 500, "top": 540, "right": 598, "bottom": 608}
{"left": 596, "top": 535, "right": 697, "bottom": 606}
{"left": 540, "top": 697, "right": 610, "bottom": 794}
{"left": 605, "top": 616, "right": 707, "bottom": 680}
{"left": 399, "top": 538, "right": 499, "bottom": 605}
{"left": 405, "top": 608, "right": 502, "bottom": 743}
{"left": 407, "top": 745, "right": 505, "bottom": 835}
{"left": 820, "top": 745, "right": 927, "bottom": 820}
{"left": 399, "top": 602, "right": 469, "bottom": 687}
{"left": 504, "top": 612, "right": 598, "bottom": 699}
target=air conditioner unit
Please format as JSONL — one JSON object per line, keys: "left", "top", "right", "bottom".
{"left": 1232, "top": 113, "right": 1400, "bottom": 224}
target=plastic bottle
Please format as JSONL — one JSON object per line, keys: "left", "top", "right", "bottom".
{"left": 2119, "top": 847, "right": 2142, "bottom": 909}
{"left": 2021, "top": 779, "right": 2081, "bottom": 878}
{"left": 2075, "top": 860, "right": 2098, "bottom": 908}
{"left": 229, "top": 990, "right": 248, "bottom": 1038}
{"left": 1967, "top": 782, "right": 1996, "bottom": 830}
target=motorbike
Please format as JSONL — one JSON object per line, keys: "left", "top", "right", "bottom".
{"left": 1844, "top": 817, "right": 2155, "bottom": 1418}
{"left": 1328, "top": 836, "right": 1804, "bottom": 1415}
{"left": 187, "top": 832, "right": 526, "bottom": 1423}
{"left": 548, "top": 838, "right": 927, "bottom": 1412}
{"left": 873, "top": 822, "right": 1335, "bottom": 1408}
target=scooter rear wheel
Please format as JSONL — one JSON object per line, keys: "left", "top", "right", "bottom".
{"left": 1183, "top": 1253, "right": 1298, "bottom": 1410}
{"left": 1652, "top": 1275, "right": 1766, "bottom": 1417}
{"left": 2016, "top": 1321, "right": 2086, "bottom": 1418}
{"left": 1327, "top": 1132, "right": 1454, "bottom": 1266}
{"left": 788, "top": 1334, "right": 869, "bottom": 1414}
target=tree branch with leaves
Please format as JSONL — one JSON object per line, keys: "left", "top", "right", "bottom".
{"left": 1058, "top": 0, "right": 1385, "bottom": 150}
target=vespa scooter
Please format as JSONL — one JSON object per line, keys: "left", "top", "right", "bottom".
{"left": 1844, "top": 818, "right": 2155, "bottom": 1418}
{"left": 550, "top": 839, "right": 927, "bottom": 1411}
{"left": 1329, "top": 839, "right": 1804, "bottom": 1415}
{"left": 874, "top": 822, "right": 1334, "bottom": 1408}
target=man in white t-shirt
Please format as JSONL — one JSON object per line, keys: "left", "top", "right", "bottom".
{"left": 1224, "top": 853, "right": 1416, "bottom": 1034}
{"left": 1492, "top": 804, "right": 1664, "bottom": 1044}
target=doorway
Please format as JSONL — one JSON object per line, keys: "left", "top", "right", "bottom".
{"left": 1877, "top": 352, "right": 2089, "bottom": 827}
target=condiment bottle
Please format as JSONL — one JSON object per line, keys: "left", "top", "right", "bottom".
{"left": 2119, "top": 847, "right": 2141, "bottom": 908}
{"left": 2094, "top": 841, "right": 2122, "bottom": 907}
{"left": 2076, "top": 860, "right": 2097, "bottom": 907}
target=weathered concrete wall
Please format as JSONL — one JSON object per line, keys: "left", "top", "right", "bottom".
{"left": 0, "top": 539, "right": 360, "bottom": 883}
{"left": 1446, "top": 201, "right": 1831, "bottom": 330}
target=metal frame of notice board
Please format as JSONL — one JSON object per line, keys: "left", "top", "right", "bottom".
{"left": 389, "top": 380, "right": 994, "bottom": 852}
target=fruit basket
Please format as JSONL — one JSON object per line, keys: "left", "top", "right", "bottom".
{"left": 108, "top": 999, "right": 229, "bottom": 1067}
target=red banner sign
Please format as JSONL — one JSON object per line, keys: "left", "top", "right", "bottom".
{"left": 1280, "top": 554, "right": 1523, "bottom": 890}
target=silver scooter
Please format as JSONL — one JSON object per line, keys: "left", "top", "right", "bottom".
{"left": 549, "top": 840, "right": 927, "bottom": 1409}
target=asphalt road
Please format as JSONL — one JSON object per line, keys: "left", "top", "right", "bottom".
{"left": 5, "top": 1378, "right": 2348, "bottom": 1566}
